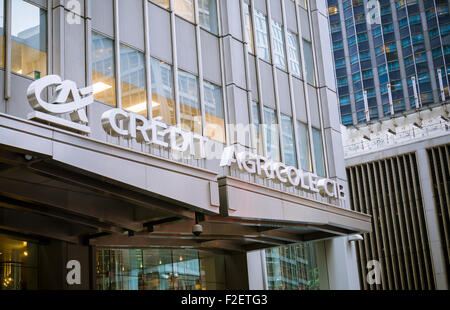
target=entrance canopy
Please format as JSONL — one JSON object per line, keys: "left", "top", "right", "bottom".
{"left": 0, "top": 113, "right": 371, "bottom": 253}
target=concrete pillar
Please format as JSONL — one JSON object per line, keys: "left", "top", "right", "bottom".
{"left": 325, "top": 236, "right": 361, "bottom": 290}
{"left": 416, "top": 148, "right": 448, "bottom": 290}
{"left": 247, "top": 250, "right": 268, "bottom": 290}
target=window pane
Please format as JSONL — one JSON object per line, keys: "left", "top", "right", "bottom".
{"left": 244, "top": 3, "right": 255, "bottom": 54}
{"left": 264, "top": 107, "right": 280, "bottom": 162}
{"left": 271, "top": 20, "right": 286, "bottom": 70}
{"left": 11, "top": 0, "right": 47, "bottom": 79}
{"left": 120, "top": 45, "right": 147, "bottom": 117}
{"left": 179, "top": 71, "right": 202, "bottom": 134}
{"left": 174, "top": 0, "right": 194, "bottom": 23}
{"left": 281, "top": 115, "right": 297, "bottom": 167}
{"left": 92, "top": 33, "right": 116, "bottom": 106}
{"left": 151, "top": 0, "right": 169, "bottom": 9}
{"left": 204, "top": 81, "right": 225, "bottom": 143}
{"left": 303, "top": 39, "right": 315, "bottom": 84}
{"left": 287, "top": 31, "right": 302, "bottom": 77}
{"left": 198, "top": 0, "right": 218, "bottom": 34}
{"left": 297, "top": 121, "right": 311, "bottom": 172}
{"left": 251, "top": 101, "right": 263, "bottom": 155}
{"left": 255, "top": 10, "right": 270, "bottom": 62}
{"left": 312, "top": 128, "right": 325, "bottom": 177}
{"left": 0, "top": 0, "right": 4, "bottom": 68}
{"left": 151, "top": 58, "right": 176, "bottom": 125}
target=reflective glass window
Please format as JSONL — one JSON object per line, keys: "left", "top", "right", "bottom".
{"left": 174, "top": 0, "right": 194, "bottom": 23}
{"left": 151, "top": 58, "right": 176, "bottom": 125}
{"left": 271, "top": 20, "right": 286, "bottom": 70}
{"left": 178, "top": 70, "right": 202, "bottom": 135}
{"left": 92, "top": 33, "right": 116, "bottom": 106}
{"left": 297, "top": 121, "right": 311, "bottom": 172}
{"left": 281, "top": 115, "right": 297, "bottom": 167}
{"left": 204, "top": 81, "right": 225, "bottom": 143}
{"left": 264, "top": 107, "right": 280, "bottom": 162}
{"left": 255, "top": 10, "right": 270, "bottom": 62}
{"left": 287, "top": 31, "right": 301, "bottom": 77}
{"left": 11, "top": 0, "right": 47, "bottom": 79}
{"left": 312, "top": 128, "right": 325, "bottom": 177}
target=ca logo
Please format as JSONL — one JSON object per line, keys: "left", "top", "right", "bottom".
{"left": 27, "top": 75, "right": 93, "bottom": 134}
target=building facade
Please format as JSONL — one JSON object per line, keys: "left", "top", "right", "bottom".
{"left": 327, "top": 0, "right": 450, "bottom": 126}
{"left": 0, "top": 0, "right": 371, "bottom": 290}
{"left": 343, "top": 103, "right": 449, "bottom": 289}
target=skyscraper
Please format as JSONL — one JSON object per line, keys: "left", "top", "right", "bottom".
{"left": 327, "top": 0, "right": 450, "bottom": 126}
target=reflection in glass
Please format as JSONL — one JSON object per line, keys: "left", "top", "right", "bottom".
{"left": 96, "top": 248, "right": 226, "bottom": 290}
{"left": 198, "top": 0, "right": 218, "bottom": 34}
{"left": 303, "top": 39, "right": 315, "bottom": 84}
{"left": 11, "top": 0, "right": 47, "bottom": 79}
{"left": 204, "top": 81, "right": 225, "bottom": 143}
{"left": 0, "top": 0, "right": 4, "bottom": 68}
{"left": 264, "top": 107, "right": 280, "bottom": 162}
{"left": 251, "top": 101, "right": 264, "bottom": 155}
{"left": 179, "top": 71, "right": 202, "bottom": 135}
{"left": 151, "top": 0, "right": 170, "bottom": 9}
{"left": 265, "top": 242, "right": 320, "bottom": 290}
{"left": 0, "top": 235, "right": 38, "bottom": 290}
{"left": 174, "top": 0, "right": 194, "bottom": 23}
{"left": 151, "top": 58, "right": 176, "bottom": 125}
{"left": 312, "top": 128, "right": 325, "bottom": 177}
{"left": 120, "top": 45, "right": 147, "bottom": 117}
{"left": 281, "top": 115, "right": 297, "bottom": 167}
{"left": 254, "top": 10, "right": 270, "bottom": 62}
{"left": 92, "top": 33, "right": 116, "bottom": 106}
{"left": 297, "top": 122, "right": 312, "bottom": 172}
{"left": 243, "top": 3, "right": 255, "bottom": 54}
{"left": 271, "top": 20, "right": 286, "bottom": 70}
{"left": 287, "top": 31, "right": 302, "bottom": 77}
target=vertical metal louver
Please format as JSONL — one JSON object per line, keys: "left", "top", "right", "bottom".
{"left": 347, "top": 152, "right": 435, "bottom": 290}
{"left": 427, "top": 144, "right": 450, "bottom": 286}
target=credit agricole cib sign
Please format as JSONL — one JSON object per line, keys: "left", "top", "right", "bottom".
{"left": 26, "top": 76, "right": 346, "bottom": 201}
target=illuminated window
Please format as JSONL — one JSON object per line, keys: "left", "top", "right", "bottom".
{"left": 264, "top": 107, "right": 280, "bottom": 162}
{"left": 243, "top": 3, "right": 255, "bottom": 54}
{"left": 174, "top": 0, "right": 194, "bottom": 23}
{"left": 92, "top": 33, "right": 116, "bottom": 106}
{"left": 178, "top": 70, "right": 202, "bottom": 135}
{"left": 281, "top": 115, "right": 297, "bottom": 167}
{"left": 297, "top": 121, "right": 311, "bottom": 172}
{"left": 120, "top": 45, "right": 147, "bottom": 117}
{"left": 151, "top": 0, "right": 169, "bottom": 9}
{"left": 271, "top": 20, "right": 286, "bottom": 70}
{"left": 11, "top": 0, "right": 47, "bottom": 79}
{"left": 151, "top": 58, "right": 176, "bottom": 125}
{"left": 204, "top": 81, "right": 225, "bottom": 143}
{"left": 328, "top": 6, "right": 338, "bottom": 16}
{"left": 198, "top": 0, "right": 218, "bottom": 34}
{"left": 255, "top": 10, "right": 270, "bottom": 62}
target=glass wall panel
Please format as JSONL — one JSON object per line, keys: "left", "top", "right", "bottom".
{"left": 0, "top": 235, "right": 38, "bottom": 290}
{"left": 255, "top": 10, "right": 270, "bottom": 62}
{"left": 265, "top": 242, "right": 320, "bottom": 290}
{"left": 271, "top": 20, "right": 286, "bottom": 70}
{"left": 204, "top": 81, "right": 225, "bottom": 143}
{"left": 96, "top": 248, "right": 226, "bottom": 290}
{"left": 151, "top": 58, "right": 176, "bottom": 125}
{"left": 151, "top": 0, "right": 170, "bottom": 9}
{"left": 11, "top": 0, "right": 47, "bottom": 79}
{"left": 312, "top": 128, "right": 325, "bottom": 177}
{"left": 303, "top": 39, "right": 315, "bottom": 84}
{"left": 92, "top": 33, "right": 116, "bottom": 106}
{"left": 198, "top": 0, "right": 218, "bottom": 34}
{"left": 264, "top": 107, "right": 280, "bottom": 162}
{"left": 297, "top": 121, "right": 312, "bottom": 172}
{"left": 244, "top": 3, "right": 255, "bottom": 54}
{"left": 251, "top": 101, "right": 264, "bottom": 155}
{"left": 287, "top": 31, "right": 302, "bottom": 77}
{"left": 174, "top": 0, "right": 194, "bottom": 23}
{"left": 178, "top": 70, "right": 202, "bottom": 134}
{"left": 281, "top": 115, "right": 297, "bottom": 167}
{"left": 120, "top": 45, "right": 147, "bottom": 117}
